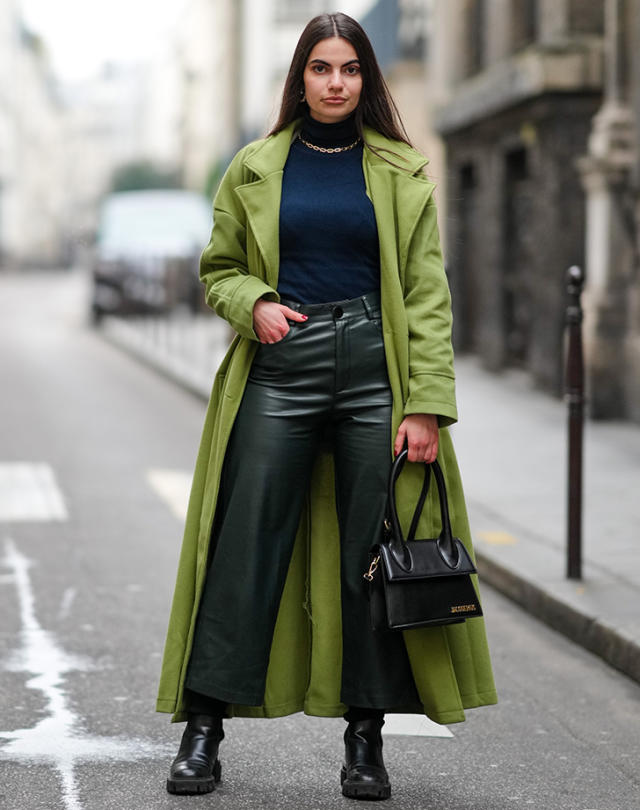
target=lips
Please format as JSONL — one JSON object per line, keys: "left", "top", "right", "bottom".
{"left": 323, "top": 97, "right": 347, "bottom": 103}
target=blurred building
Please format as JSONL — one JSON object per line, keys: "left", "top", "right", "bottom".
{"left": 168, "top": 0, "right": 381, "bottom": 191}
{"left": 239, "top": 0, "right": 312, "bottom": 142}
{"left": 239, "top": 0, "right": 378, "bottom": 142}
{"left": 0, "top": 2, "right": 67, "bottom": 268}
{"left": 63, "top": 64, "right": 150, "bottom": 248}
{"left": 0, "top": 5, "right": 149, "bottom": 268}
{"left": 138, "top": 41, "right": 183, "bottom": 180}
{"left": 174, "top": 0, "right": 240, "bottom": 191}
{"left": 165, "top": 0, "right": 314, "bottom": 191}
{"left": 361, "top": 0, "right": 446, "bottom": 217}
{"left": 431, "top": 0, "right": 604, "bottom": 397}
{"left": 578, "top": 0, "right": 640, "bottom": 420}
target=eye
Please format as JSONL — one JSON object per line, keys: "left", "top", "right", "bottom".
{"left": 311, "top": 64, "right": 326, "bottom": 74}
{"left": 345, "top": 64, "right": 360, "bottom": 75}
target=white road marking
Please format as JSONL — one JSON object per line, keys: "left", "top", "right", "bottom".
{"left": 58, "top": 587, "right": 77, "bottom": 621}
{"left": 0, "top": 538, "right": 172, "bottom": 810}
{"left": 383, "top": 713, "right": 453, "bottom": 738}
{"left": 146, "top": 468, "right": 192, "bottom": 521}
{"left": 0, "top": 463, "right": 68, "bottom": 521}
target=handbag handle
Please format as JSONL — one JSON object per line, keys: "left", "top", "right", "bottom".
{"left": 386, "top": 450, "right": 460, "bottom": 571}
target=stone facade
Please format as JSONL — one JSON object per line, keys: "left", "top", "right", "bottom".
{"left": 431, "top": 0, "right": 605, "bottom": 396}
{"left": 577, "top": 0, "right": 640, "bottom": 420}
{"left": 62, "top": 65, "right": 150, "bottom": 245}
{"left": 0, "top": 5, "right": 68, "bottom": 267}
{"left": 170, "top": 0, "right": 377, "bottom": 189}
{"left": 363, "top": 0, "right": 447, "bottom": 218}
{"left": 175, "top": 0, "right": 240, "bottom": 190}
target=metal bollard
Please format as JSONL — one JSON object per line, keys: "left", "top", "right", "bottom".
{"left": 565, "top": 265, "right": 585, "bottom": 580}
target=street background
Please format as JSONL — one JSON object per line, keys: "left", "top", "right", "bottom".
{"left": 2, "top": 1, "right": 640, "bottom": 809}
{"left": 1, "top": 269, "right": 639, "bottom": 810}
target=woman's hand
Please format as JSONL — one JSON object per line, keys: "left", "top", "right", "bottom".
{"left": 394, "top": 413, "right": 439, "bottom": 463}
{"left": 252, "top": 300, "right": 307, "bottom": 343}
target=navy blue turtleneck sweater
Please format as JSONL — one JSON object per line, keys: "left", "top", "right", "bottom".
{"left": 277, "top": 113, "right": 380, "bottom": 304}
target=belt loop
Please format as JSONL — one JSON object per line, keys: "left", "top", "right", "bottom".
{"left": 361, "top": 295, "right": 374, "bottom": 320}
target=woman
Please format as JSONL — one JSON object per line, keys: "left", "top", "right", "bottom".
{"left": 158, "top": 12, "right": 497, "bottom": 801}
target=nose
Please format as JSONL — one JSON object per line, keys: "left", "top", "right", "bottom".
{"left": 327, "top": 69, "right": 344, "bottom": 90}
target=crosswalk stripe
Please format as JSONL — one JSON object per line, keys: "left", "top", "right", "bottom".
{"left": 0, "top": 463, "right": 68, "bottom": 521}
{"left": 146, "top": 468, "right": 191, "bottom": 521}
{"left": 383, "top": 714, "right": 453, "bottom": 738}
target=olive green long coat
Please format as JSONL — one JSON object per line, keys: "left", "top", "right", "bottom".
{"left": 156, "top": 122, "right": 497, "bottom": 724}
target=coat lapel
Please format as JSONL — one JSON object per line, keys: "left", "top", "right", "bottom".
{"left": 234, "top": 123, "right": 299, "bottom": 289}
{"left": 234, "top": 174, "right": 283, "bottom": 288}
{"left": 362, "top": 128, "right": 434, "bottom": 286}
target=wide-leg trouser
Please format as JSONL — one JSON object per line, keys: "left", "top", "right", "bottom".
{"left": 185, "top": 292, "right": 419, "bottom": 709}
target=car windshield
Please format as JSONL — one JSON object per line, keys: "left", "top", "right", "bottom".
{"left": 98, "top": 190, "right": 212, "bottom": 257}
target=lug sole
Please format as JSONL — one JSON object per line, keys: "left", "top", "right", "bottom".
{"left": 340, "top": 765, "right": 391, "bottom": 801}
{"left": 166, "top": 758, "right": 221, "bottom": 795}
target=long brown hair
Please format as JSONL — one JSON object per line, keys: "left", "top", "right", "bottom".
{"left": 269, "top": 12, "right": 412, "bottom": 158}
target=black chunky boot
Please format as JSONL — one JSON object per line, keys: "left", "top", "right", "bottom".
{"left": 341, "top": 716, "right": 391, "bottom": 800}
{"left": 166, "top": 714, "right": 224, "bottom": 795}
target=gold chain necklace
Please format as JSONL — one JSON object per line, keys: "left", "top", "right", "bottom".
{"left": 298, "top": 134, "right": 361, "bottom": 154}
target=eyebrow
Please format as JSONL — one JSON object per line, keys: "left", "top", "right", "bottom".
{"left": 309, "top": 58, "right": 360, "bottom": 67}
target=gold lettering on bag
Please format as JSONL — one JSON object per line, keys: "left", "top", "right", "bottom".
{"left": 450, "top": 604, "right": 477, "bottom": 614}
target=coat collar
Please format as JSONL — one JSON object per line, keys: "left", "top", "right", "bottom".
{"left": 242, "top": 120, "right": 430, "bottom": 179}
{"left": 234, "top": 120, "right": 433, "bottom": 289}
{"left": 242, "top": 122, "right": 299, "bottom": 179}
{"left": 362, "top": 127, "right": 429, "bottom": 176}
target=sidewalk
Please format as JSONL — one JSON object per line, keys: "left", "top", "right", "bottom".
{"left": 102, "top": 313, "right": 640, "bottom": 684}
{"left": 452, "top": 359, "right": 640, "bottom": 684}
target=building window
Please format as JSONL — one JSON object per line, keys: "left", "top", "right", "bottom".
{"left": 511, "top": 0, "right": 537, "bottom": 51}
{"left": 460, "top": 162, "right": 477, "bottom": 191}
{"left": 457, "top": 161, "right": 480, "bottom": 352}
{"left": 465, "top": 0, "right": 487, "bottom": 77}
{"left": 397, "top": 0, "right": 430, "bottom": 61}
{"left": 569, "top": 0, "right": 604, "bottom": 35}
{"left": 502, "top": 147, "right": 532, "bottom": 366}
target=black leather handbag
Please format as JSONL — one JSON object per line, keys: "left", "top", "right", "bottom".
{"left": 365, "top": 449, "right": 483, "bottom": 631}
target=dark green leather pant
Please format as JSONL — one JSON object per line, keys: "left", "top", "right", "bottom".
{"left": 185, "top": 292, "right": 418, "bottom": 709}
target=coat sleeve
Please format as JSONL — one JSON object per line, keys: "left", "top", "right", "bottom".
{"left": 199, "top": 148, "right": 279, "bottom": 340}
{"left": 402, "top": 192, "right": 458, "bottom": 427}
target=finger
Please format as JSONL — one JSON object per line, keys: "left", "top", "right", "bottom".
{"left": 411, "top": 438, "right": 433, "bottom": 463}
{"left": 264, "top": 329, "right": 282, "bottom": 343}
{"left": 268, "top": 323, "right": 291, "bottom": 343}
{"left": 425, "top": 442, "right": 439, "bottom": 464}
{"left": 281, "top": 306, "right": 308, "bottom": 322}
{"left": 394, "top": 425, "right": 406, "bottom": 456}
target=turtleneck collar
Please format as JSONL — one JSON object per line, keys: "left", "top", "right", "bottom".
{"left": 300, "top": 111, "right": 359, "bottom": 147}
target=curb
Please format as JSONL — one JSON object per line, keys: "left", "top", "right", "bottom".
{"left": 99, "top": 316, "right": 221, "bottom": 402}
{"left": 476, "top": 551, "right": 640, "bottom": 684}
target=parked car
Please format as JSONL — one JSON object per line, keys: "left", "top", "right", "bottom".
{"left": 90, "top": 189, "right": 212, "bottom": 321}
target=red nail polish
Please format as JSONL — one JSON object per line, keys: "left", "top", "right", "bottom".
{"left": 302, "top": 315, "right": 308, "bottom": 321}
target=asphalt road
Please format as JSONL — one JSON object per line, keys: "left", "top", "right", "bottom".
{"left": 0, "top": 270, "right": 638, "bottom": 810}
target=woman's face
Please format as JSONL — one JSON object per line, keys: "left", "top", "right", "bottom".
{"left": 303, "top": 37, "right": 362, "bottom": 124}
